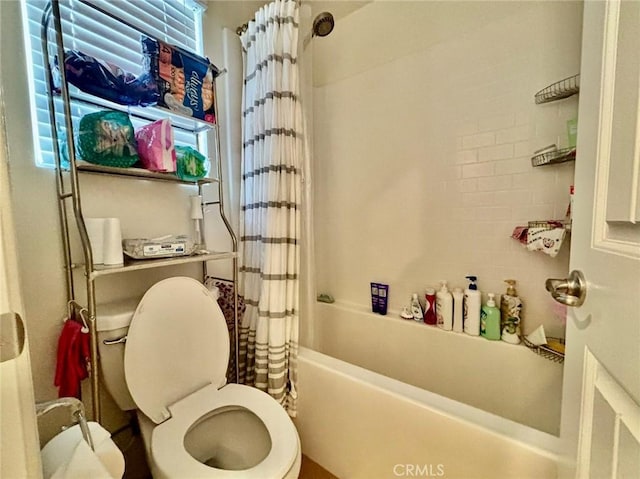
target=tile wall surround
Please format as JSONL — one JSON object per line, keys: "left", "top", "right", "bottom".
{"left": 312, "top": 1, "right": 583, "bottom": 338}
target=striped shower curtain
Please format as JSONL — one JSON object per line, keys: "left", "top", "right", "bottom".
{"left": 239, "top": 0, "right": 302, "bottom": 416}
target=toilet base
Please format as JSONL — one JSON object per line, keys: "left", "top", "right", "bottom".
{"left": 137, "top": 412, "right": 301, "bottom": 479}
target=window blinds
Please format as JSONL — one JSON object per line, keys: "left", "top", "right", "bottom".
{"left": 22, "top": 0, "right": 204, "bottom": 168}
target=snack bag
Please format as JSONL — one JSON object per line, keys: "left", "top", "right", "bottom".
{"left": 142, "top": 36, "right": 219, "bottom": 123}
{"left": 135, "top": 119, "right": 176, "bottom": 172}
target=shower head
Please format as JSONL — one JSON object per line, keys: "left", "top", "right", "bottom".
{"left": 312, "top": 12, "right": 334, "bottom": 38}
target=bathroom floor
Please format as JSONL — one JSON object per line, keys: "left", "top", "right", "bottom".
{"left": 119, "top": 431, "right": 337, "bottom": 479}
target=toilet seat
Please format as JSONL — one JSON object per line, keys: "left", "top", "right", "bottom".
{"left": 150, "top": 383, "right": 299, "bottom": 479}
{"left": 124, "top": 277, "right": 230, "bottom": 424}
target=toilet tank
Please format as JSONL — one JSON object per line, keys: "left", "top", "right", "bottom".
{"left": 96, "top": 298, "right": 141, "bottom": 411}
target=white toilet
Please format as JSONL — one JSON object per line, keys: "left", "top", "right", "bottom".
{"left": 96, "top": 277, "right": 301, "bottom": 479}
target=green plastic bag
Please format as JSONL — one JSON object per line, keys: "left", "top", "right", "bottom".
{"left": 175, "top": 146, "right": 208, "bottom": 181}
{"left": 78, "top": 111, "right": 138, "bottom": 168}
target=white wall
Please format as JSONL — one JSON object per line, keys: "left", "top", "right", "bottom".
{"left": 312, "top": 1, "right": 583, "bottom": 339}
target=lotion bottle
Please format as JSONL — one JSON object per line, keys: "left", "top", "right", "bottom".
{"left": 463, "top": 275, "right": 481, "bottom": 336}
{"left": 480, "top": 293, "right": 501, "bottom": 340}
{"left": 436, "top": 281, "right": 453, "bottom": 331}
{"left": 501, "top": 279, "right": 522, "bottom": 344}
{"left": 424, "top": 288, "right": 437, "bottom": 325}
{"left": 452, "top": 288, "right": 464, "bottom": 333}
{"left": 410, "top": 293, "right": 423, "bottom": 322}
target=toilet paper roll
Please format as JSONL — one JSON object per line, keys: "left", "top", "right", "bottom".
{"left": 103, "top": 218, "right": 124, "bottom": 266}
{"left": 84, "top": 218, "right": 106, "bottom": 264}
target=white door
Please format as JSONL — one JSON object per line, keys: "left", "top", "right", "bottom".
{"left": 558, "top": 1, "right": 640, "bottom": 477}
{"left": 0, "top": 79, "right": 43, "bottom": 476}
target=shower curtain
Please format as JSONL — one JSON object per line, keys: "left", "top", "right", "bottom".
{"left": 239, "top": 0, "right": 302, "bottom": 416}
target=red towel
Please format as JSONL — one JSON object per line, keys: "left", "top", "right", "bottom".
{"left": 54, "top": 319, "right": 90, "bottom": 398}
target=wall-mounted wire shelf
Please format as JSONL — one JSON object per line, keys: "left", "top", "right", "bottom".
{"left": 522, "top": 336, "right": 565, "bottom": 363}
{"left": 535, "top": 74, "right": 580, "bottom": 104}
{"left": 531, "top": 147, "right": 576, "bottom": 167}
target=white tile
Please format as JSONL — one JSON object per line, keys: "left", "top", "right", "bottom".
{"left": 457, "top": 120, "right": 479, "bottom": 136}
{"left": 462, "top": 162, "right": 495, "bottom": 178}
{"left": 496, "top": 125, "right": 530, "bottom": 144}
{"left": 462, "top": 131, "right": 495, "bottom": 149}
{"left": 456, "top": 150, "right": 478, "bottom": 164}
{"left": 514, "top": 141, "right": 531, "bottom": 158}
{"left": 478, "top": 113, "right": 515, "bottom": 132}
{"left": 478, "top": 143, "right": 514, "bottom": 162}
{"left": 477, "top": 175, "right": 512, "bottom": 192}
{"left": 494, "top": 158, "right": 531, "bottom": 175}
{"left": 446, "top": 178, "right": 478, "bottom": 193}
{"left": 462, "top": 191, "right": 495, "bottom": 207}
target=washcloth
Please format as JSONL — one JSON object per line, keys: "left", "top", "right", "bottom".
{"left": 526, "top": 226, "right": 566, "bottom": 257}
{"left": 41, "top": 422, "right": 125, "bottom": 479}
{"left": 54, "top": 319, "right": 90, "bottom": 398}
{"left": 511, "top": 226, "right": 529, "bottom": 245}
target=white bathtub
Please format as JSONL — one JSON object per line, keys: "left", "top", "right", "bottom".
{"left": 310, "top": 302, "right": 563, "bottom": 435}
{"left": 296, "top": 347, "right": 560, "bottom": 479}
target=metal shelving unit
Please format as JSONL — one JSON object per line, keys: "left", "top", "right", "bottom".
{"left": 41, "top": 0, "right": 239, "bottom": 423}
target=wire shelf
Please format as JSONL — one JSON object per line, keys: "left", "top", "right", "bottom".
{"left": 535, "top": 74, "right": 580, "bottom": 104}
{"left": 522, "top": 336, "right": 565, "bottom": 363}
{"left": 531, "top": 147, "right": 576, "bottom": 167}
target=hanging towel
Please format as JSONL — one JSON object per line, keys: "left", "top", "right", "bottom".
{"left": 54, "top": 319, "right": 90, "bottom": 398}
{"left": 526, "top": 226, "right": 567, "bottom": 257}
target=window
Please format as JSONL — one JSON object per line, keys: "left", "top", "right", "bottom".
{"left": 21, "top": 0, "right": 205, "bottom": 168}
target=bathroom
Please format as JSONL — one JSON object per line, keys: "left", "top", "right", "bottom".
{"left": 2, "top": 0, "right": 639, "bottom": 478}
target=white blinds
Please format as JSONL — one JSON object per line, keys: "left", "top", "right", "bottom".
{"left": 22, "top": 0, "right": 204, "bottom": 168}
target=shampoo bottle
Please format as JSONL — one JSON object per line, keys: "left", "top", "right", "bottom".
{"left": 501, "top": 279, "right": 522, "bottom": 344}
{"left": 463, "top": 275, "right": 481, "bottom": 336}
{"left": 436, "top": 281, "right": 453, "bottom": 331}
{"left": 452, "top": 288, "right": 464, "bottom": 333}
{"left": 410, "top": 293, "right": 423, "bottom": 322}
{"left": 424, "top": 288, "right": 437, "bottom": 325}
{"left": 480, "top": 293, "right": 501, "bottom": 340}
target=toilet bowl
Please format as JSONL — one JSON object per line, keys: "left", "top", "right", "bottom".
{"left": 96, "top": 277, "right": 301, "bottom": 478}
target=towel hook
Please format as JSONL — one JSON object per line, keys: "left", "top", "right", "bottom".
{"left": 67, "top": 300, "right": 90, "bottom": 333}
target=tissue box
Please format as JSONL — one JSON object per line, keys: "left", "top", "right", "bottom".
{"left": 123, "top": 235, "right": 194, "bottom": 259}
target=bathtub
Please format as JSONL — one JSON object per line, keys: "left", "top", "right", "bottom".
{"left": 296, "top": 347, "right": 560, "bottom": 479}
{"left": 310, "top": 302, "right": 563, "bottom": 435}
{"left": 294, "top": 302, "right": 563, "bottom": 478}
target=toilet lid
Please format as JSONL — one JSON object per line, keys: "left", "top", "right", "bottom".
{"left": 124, "top": 277, "right": 230, "bottom": 424}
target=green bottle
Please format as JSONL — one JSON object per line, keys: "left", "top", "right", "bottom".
{"left": 480, "top": 293, "right": 501, "bottom": 340}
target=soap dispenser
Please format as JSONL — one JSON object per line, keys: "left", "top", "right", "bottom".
{"left": 463, "top": 276, "right": 482, "bottom": 336}
{"left": 436, "top": 281, "right": 453, "bottom": 331}
{"left": 480, "top": 293, "right": 501, "bottom": 340}
{"left": 501, "top": 279, "right": 522, "bottom": 344}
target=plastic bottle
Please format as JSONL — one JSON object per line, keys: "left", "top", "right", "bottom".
{"left": 436, "top": 281, "right": 453, "bottom": 331}
{"left": 452, "top": 288, "right": 464, "bottom": 333}
{"left": 463, "top": 275, "right": 481, "bottom": 336}
{"left": 501, "top": 279, "right": 522, "bottom": 344}
{"left": 423, "top": 288, "right": 437, "bottom": 325}
{"left": 480, "top": 293, "right": 501, "bottom": 340}
{"left": 410, "top": 293, "right": 423, "bottom": 322}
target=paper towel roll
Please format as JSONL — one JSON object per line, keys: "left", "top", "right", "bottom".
{"left": 103, "top": 218, "right": 123, "bottom": 266}
{"left": 84, "top": 218, "right": 106, "bottom": 264}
